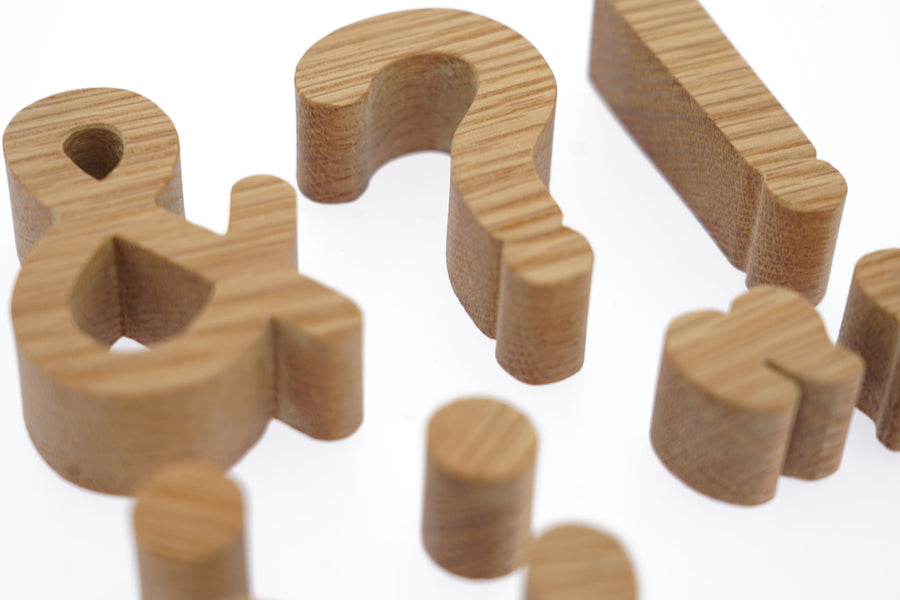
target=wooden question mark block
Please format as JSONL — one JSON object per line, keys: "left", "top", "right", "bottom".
{"left": 295, "top": 9, "right": 594, "bottom": 385}
{"left": 590, "top": 0, "right": 847, "bottom": 304}
{"left": 3, "top": 88, "right": 363, "bottom": 495}
{"left": 651, "top": 286, "right": 863, "bottom": 505}
{"left": 839, "top": 249, "right": 900, "bottom": 450}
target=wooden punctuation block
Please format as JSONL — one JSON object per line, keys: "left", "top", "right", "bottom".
{"left": 3, "top": 88, "right": 363, "bottom": 495}
{"left": 526, "top": 525, "right": 637, "bottom": 600}
{"left": 839, "top": 250, "right": 900, "bottom": 450}
{"left": 651, "top": 286, "right": 863, "bottom": 505}
{"left": 295, "top": 9, "right": 593, "bottom": 385}
{"left": 422, "top": 397, "right": 537, "bottom": 578}
{"left": 134, "top": 462, "right": 249, "bottom": 600}
{"left": 590, "top": 0, "right": 847, "bottom": 304}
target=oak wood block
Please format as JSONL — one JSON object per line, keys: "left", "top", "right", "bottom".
{"left": 526, "top": 525, "right": 637, "bottom": 600}
{"left": 651, "top": 286, "right": 863, "bottom": 505}
{"left": 590, "top": 0, "right": 847, "bottom": 304}
{"left": 134, "top": 462, "right": 249, "bottom": 600}
{"left": 838, "top": 249, "right": 900, "bottom": 450}
{"left": 3, "top": 88, "right": 363, "bottom": 495}
{"left": 296, "top": 9, "right": 593, "bottom": 384}
{"left": 422, "top": 397, "right": 537, "bottom": 578}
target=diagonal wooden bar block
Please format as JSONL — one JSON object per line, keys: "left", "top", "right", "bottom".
{"left": 651, "top": 286, "right": 863, "bottom": 505}
{"left": 296, "top": 9, "right": 593, "bottom": 384}
{"left": 590, "top": 0, "right": 847, "bottom": 304}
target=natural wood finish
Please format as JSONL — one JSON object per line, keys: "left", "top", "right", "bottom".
{"left": 295, "top": 9, "right": 593, "bottom": 384}
{"left": 651, "top": 286, "right": 863, "bottom": 505}
{"left": 422, "top": 397, "right": 537, "bottom": 578}
{"left": 526, "top": 524, "right": 637, "bottom": 600}
{"left": 838, "top": 250, "right": 900, "bottom": 450}
{"left": 590, "top": 0, "right": 847, "bottom": 304}
{"left": 134, "top": 462, "right": 249, "bottom": 600}
{"left": 3, "top": 88, "right": 363, "bottom": 495}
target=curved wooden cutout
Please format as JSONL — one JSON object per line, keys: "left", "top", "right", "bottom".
{"left": 422, "top": 397, "right": 537, "bottom": 578}
{"left": 3, "top": 88, "right": 363, "bottom": 495}
{"left": 590, "top": 0, "right": 847, "bottom": 304}
{"left": 295, "top": 9, "right": 593, "bottom": 384}
{"left": 526, "top": 524, "right": 637, "bottom": 600}
{"left": 651, "top": 286, "right": 862, "bottom": 505}
{"left": 838, "top": 249, "right": 900, "bottom": 450}
{"left": 134, "top": 462, "right": 249, "bottom": 600}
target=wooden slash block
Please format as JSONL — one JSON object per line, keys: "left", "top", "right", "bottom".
{"left": 651, "top": 287, "right": 863, "bottom": 505}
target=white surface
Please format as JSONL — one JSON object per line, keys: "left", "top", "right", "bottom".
{"left": 0, "top": 1, "right": 898, "bottom": 598}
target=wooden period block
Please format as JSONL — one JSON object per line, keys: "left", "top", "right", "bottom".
{"left": 590, "top": 0, "right": 847, "bottom": 304}
{"left": 422, "top": 397, "right": 537, "bottom": 578}
{"left": 651, "top": 286, "right": 863, "bottom": 505}
{"left": 526, "top": 524, "right": 637, "bottom": 600}
{"left": 295, "top": 9, "right": 593, "bottom": 385}
{"left": 838, "top": 249, "right": 900, "bottom": 450}
{"left": 134, "top": 462, "right": 249, "bottom": 600}
{"left": 3, "top": 88, "right": 363, "bottom": 495}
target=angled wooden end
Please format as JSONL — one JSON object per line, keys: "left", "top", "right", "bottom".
{"left": 651, "top": 287, "right": 863, "bottom": 505}
{"left": 590, "top": 0, "right": 847, "bottom": 304}
{"left": 526, "top": 524, "right": 637, "bottom": 600}
{"left": 134, "top": 462, "right": 249, "bottom": 600}
{"left": 422, "top": 397, "right": 537, "bottom": 578}
{"left": 839, "top": 249, "right": 900, "bottom": 450}
{"left": 4, "top": 88, "right": 363, "bottom": 494}
{"left": 296, "top": 9, "right": 593, "bottom": 384}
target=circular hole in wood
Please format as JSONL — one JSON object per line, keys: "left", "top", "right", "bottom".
{"left": 63, "top": 125, "right": 124, "bottom": 180}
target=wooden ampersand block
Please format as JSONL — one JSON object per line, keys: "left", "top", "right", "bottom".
{"left": 134, "top": 462, "right": 249, "bottom": 600}
{"left": 838, "top": 250, "right": 900, "bottom": 450}
{"left": 3, "top": 88, "right": 363, "bottom": 495}
{"left": 296, "top": 9, "right": 594, "bottom": 385}
{"left": 422, "top": 397, "right": 537, "bottom": 578}
{"left": 651, "top": 286, "right": 863, "bottom": 505}
{"left": 590, "top": 0, "right": 847, "bottom": 304}
{"left": 526, "top": 525, "right": 637, "bottom": 600}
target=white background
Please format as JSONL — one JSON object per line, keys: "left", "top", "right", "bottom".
{"left": 1, "top": 0, "right": 898, "bottom": 598}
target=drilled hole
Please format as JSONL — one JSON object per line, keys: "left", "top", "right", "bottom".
{"left": 63, "top": 125, "right": 124, "bottom": 180}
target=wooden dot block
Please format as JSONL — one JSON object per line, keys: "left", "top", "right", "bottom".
{"left": 590, "top": 0, "right": 847, "bottom": 304}
{"left": 839, "top": 249, "right": 900, "bottom": 450}
{"left": 422, "top": 397, "right": 537, "bottom": 578}
{"left": 134, "top": 462, "right": 248, "bottom": 600}
{"left": 296, "top": 9, "right": 593, "bottom": 384}
{"left": 651, "top": 286, "right": 863, "bottom": 505}
{"left": 526, "top": 525, "right": 637, "bottom": 600}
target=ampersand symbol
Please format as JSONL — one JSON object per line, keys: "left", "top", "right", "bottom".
{"left": 4, "top": 88, "right": 363, "bottom": 495}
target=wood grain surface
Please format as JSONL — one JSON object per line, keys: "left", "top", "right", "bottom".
{"left": 296, "top": 9, "right": 593, "bottom": 384}
{"left": 3, "top": 88, "right": 363, "bottom": 495}
{"left": 134, "top": 462, "right": 249, "bottom": 600}
{"left": 651, "top": 286, "right": 863, "bottom": 505}
{"left": 839, "top": 249, "right": 900, "bottom": 450}
{"left": 422, "top": 397, "right": 537, "bottom": 578}
{"left": 526, "top": 524, "right": 636, "bottom": 600}
{"left": 590, "top": 0, "right": 847, "bottom": 304}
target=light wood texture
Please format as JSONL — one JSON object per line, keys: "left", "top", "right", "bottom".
{"left": 590, "top": 0, "right": 847, "bottom": 304}
{"left": 651, "top": 286, "right": 863, "bottom": 505}
{"left": 422, "top": 397, "right": 537, "bottom": 578}
{"left": 526, "top": 524, "right": 637, "bottom": 600}
{"left": 3, "top": 88, "right": 363, "bottom": 495}
{"left": 295, "top": 9, "right": 593, "bottom": 384}
{"left": 134, "top": 462, "right": 249, "bottom": 600}
{"left": 838, "top": 250, "right": 900, "bottom": 450}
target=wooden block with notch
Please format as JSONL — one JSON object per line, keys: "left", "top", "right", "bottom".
{"left": 651, "top": 286, "right": 863, "bottom": 505}
{"left": 296, "top": 9, "right": 593, "bottom": 385}
{"left": 590, "top": 0, "right": 847, "bottom": 304}
{"left": 3, "top": 88, "right": 363, "bottom": 495}
{"left": 838, "top": 249, "right": 900, "bottom": 450}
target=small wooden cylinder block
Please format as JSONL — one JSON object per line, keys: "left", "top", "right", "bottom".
{"left": 134, "top": 462, "right": 249, "bottom": 600}
{"left": 526, "top": 525, "right": 637, "bottom": 600}
{"left": 422, "top": 397, "right": 537, "bottom": 578}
